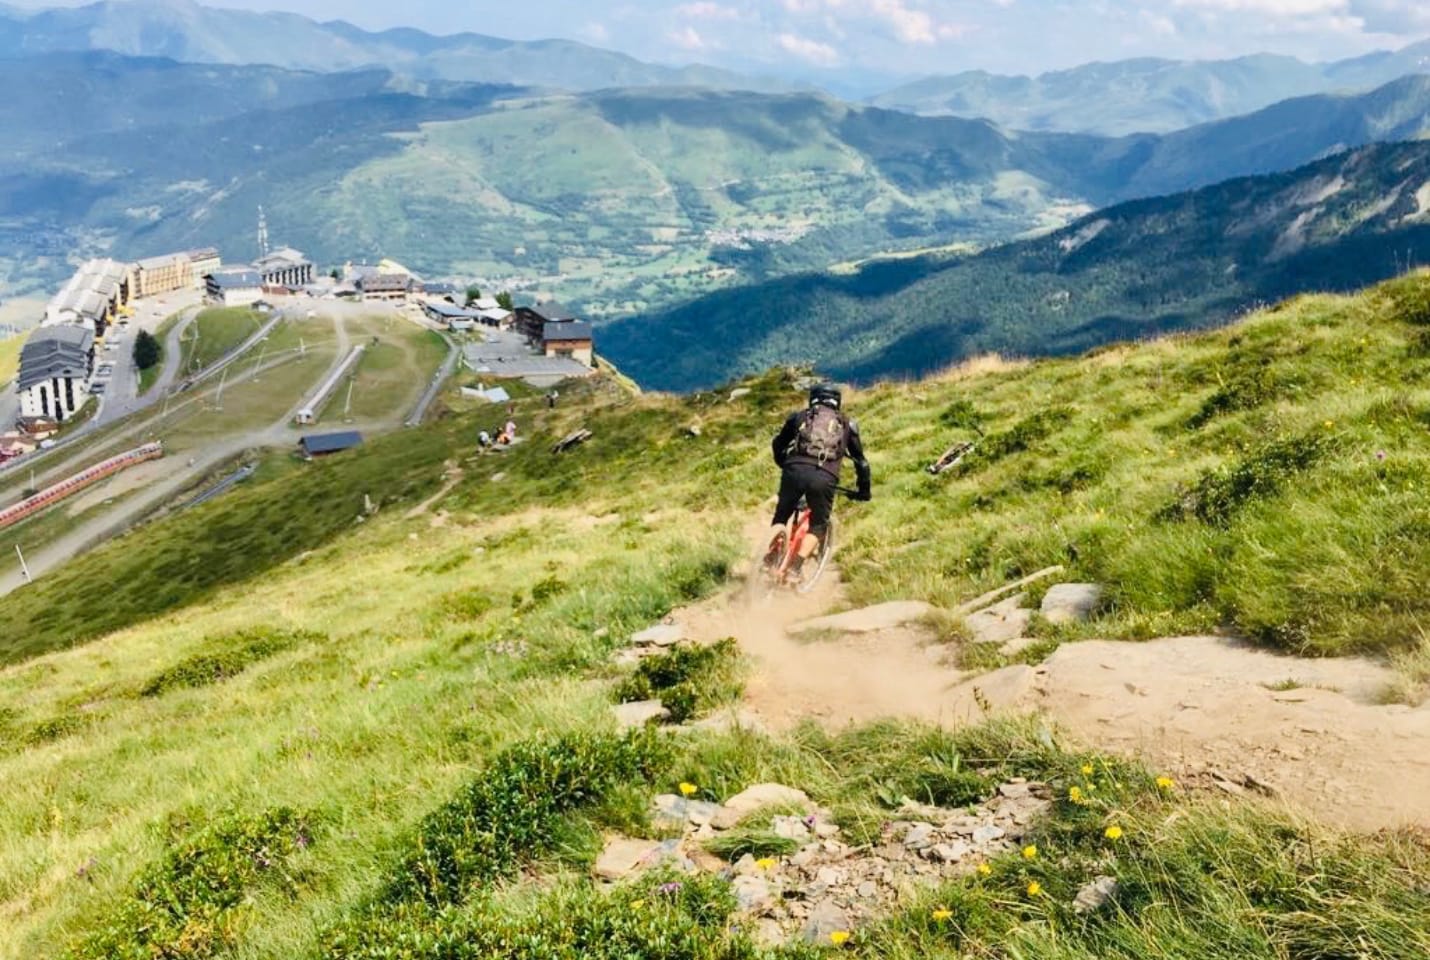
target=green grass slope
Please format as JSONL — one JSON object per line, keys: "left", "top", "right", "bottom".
{"left": 604, "top": 140, "right": 1430, "bottom": 390}
{"left": 0, "top": 273, "right": 1428, "bottom": 957}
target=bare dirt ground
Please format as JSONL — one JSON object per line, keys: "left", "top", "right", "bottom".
{"left": 669, "top": 557, "right": 1430, "bottom": 832}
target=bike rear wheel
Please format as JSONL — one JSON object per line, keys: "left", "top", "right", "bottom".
{"left": 794, "top": 518, "right": 834, "bottom": 594}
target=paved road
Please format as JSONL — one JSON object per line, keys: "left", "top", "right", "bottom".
{"left": 406, "top": 332, "right": 458, "bottom": 427}
{"left": 0, "top": 312, "right": 353, "bottom": 596}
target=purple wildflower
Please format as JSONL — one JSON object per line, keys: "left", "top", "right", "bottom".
{"left": 658, "top": 881, "right": 684, "bottom": 896}
{"left": 1376, "top": 450, "right": 1387, "bottom": 462}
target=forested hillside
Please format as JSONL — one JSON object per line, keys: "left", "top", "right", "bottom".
{"left": 603, "top": 141, "right": 1430, "bottom": 389}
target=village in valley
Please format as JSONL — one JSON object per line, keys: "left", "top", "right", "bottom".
{"left": 0, "top": 218, "right": 603, "bottom": 589}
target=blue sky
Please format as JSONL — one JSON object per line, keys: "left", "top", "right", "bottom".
{"left": 12, "top": 0, "right": 1430, "bottom": 75}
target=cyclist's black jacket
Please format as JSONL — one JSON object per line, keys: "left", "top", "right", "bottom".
{"left": 772, "top": 409, "right": 872, "bottom": 498}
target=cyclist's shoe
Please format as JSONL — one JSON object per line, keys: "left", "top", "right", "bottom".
{"left": 762, "top": 541, "right": 783, "bottom": 571}
{"left": 786, "top": 555, "right": 806, "bottom": 580}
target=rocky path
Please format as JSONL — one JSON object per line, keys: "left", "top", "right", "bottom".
{"left": 659, "top": 566, "right": 1430, "bottom": 832}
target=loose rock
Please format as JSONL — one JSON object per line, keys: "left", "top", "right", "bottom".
{"left": 723, "top": 783, "right": 811, "bottom": 814}
{"left": 801, "top": 900, "right": 851, "bottom": 944}
{"left": 1041, "top": 583, "right": 1104, "bottom": 624}
{"left": 613, "top": 700, "right": 670, "bottom": 730}
{"left": 1073, "top": 875, "right": 1119, "bottom": 914}
{"left": 631, "top": 623, "right": 685, "bottom": 647}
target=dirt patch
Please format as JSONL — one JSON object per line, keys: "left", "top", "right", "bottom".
{"left": 673, "top": 577, "right": 972, "bottom": 732}
{"left": 667, "top": 564, "right": 1430, "bottom": 831}
{"left": 64, "top": 458, "right": 177, "bottom": 516}
{"left": 949, "top": 637, "right": 1430, "bottom": 832}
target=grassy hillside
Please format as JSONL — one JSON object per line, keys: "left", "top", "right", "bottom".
{"left": 0, "top": 272, "right": 1428, "bottom": 957}
{"left": 604, "top": 141, "right": 1430, "bottom": 389}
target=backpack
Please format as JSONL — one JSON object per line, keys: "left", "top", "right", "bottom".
{"left": 791, "top": 405, "right": 848, "bottom": 465}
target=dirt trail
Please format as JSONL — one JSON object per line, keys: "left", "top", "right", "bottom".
{"left": 677, "top": 572, "right": 973, "bottom": 732}
{"left": 667, "top": 562, "right": 1430, "bottom": 832}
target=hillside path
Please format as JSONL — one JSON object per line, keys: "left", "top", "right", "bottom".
{"left": 666, "top": 565, "right": 1430, "bottom": 833}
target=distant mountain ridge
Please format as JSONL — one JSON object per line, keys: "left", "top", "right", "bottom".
{"left": 1, "top": 52, "right": 1427, "bottom": 316}
{"left": 871, "top": 44, "right": 1430, "bottom": 135}
{"left": 600, "top": 141, "right": 1430, "bottom": 389}
{"left": 0, "top": 0, "right": 796, "bottom": 93}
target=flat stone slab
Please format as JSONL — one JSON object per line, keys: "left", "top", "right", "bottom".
{"left": 594, "top": 836, "right": 672, "bottom": 880}
{"left": 631, "top": 623, "right": 685, "bottom": 647}
{"left": 965, "top": 606, "right": 1033, "bottom": 646}
{"left": 723, "top": 782, "right": 811, "bottom": 815}
{"left": 945, "top": 665, "right": 1039, "bottom": 722}
{"left": 1041, "top": 583, "right": 1104, "bottom": 624}
{"left": 793, "top": 601, "right": 935, "bottom": 634}
{"left": 613, "top": 699, "right": 670, "bottom": 729}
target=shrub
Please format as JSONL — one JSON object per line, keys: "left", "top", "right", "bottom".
{"left": 438, "top": 590, "right": 496, "bottom": 621}
{"left": 938, "top": 399, "right": 986, "bottom": 432}
{"left": 704, "top": 827, "right": 801, "bottom": 861}
{"left": 1186, "top": 362, "right": 1285, "bottom": 428}
{"left": 382, "top": 729, "right": 670, "bottom": 907}
{"left": 616, "top": 638, "right": 744, "bottom": 723}
{"left": 960, "top": 407, "right": 1074, "bottom": 471}
{"left": 322, "top": 871, "right": 797, "bottom": 960}
{"left": 1157, "top": 434, "right": 1328, "bottom": 526}
{"left": 1377, "top": 273, "right": 1430, "bottom": 326}
{"left": 24, "top": 713, "right": 90, "bottom": 746}
{"left": 70, "top": 807, "right": 314, "bottom": 960}
{"left": 139, "top": 627, "right": 318, "bottom": 697}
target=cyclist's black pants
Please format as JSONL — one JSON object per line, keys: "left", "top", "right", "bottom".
{"left": 773, "top": 462, "right": 837, "bottom": 539}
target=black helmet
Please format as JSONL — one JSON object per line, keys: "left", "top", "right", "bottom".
{"left": 809, "top": 382, "right": 842, "bottom": 410}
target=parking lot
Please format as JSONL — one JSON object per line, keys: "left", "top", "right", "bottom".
{"left": 461, "top": 328, "right": 593, "bottom": 387}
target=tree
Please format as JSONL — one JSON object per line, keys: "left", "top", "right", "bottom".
{"left": 329, "top": 267, "right": 341, "bottom": 280}
{"left": 132, "top": 330, "right": 160, "bottom": 370}
{"left": 495, "top": 291, "right": 514, "bottom": 310}
{"left": 465, "top": 285, "right": 483, "bottom": 306}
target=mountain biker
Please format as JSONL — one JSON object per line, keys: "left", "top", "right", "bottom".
{"left": 768, "top": 382, "right": 871, "bottom": 574}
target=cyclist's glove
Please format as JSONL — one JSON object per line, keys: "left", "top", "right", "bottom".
{"left": 854, "top": 487, "right": 872, "bottom": 502}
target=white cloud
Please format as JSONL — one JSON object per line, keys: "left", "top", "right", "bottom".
{"left": 668, "top": 25, "right": 708, "bottom": 48}
{"left": 1173, "top": 0, "right": 1347, "bottom": 14}
{"left": 777, "top": 31, "right": 842, "bottom": 64}
{"left": 676, "top": 1, "right": 742, "bottom": 19}
{"left": 582, "top": 21, "right": 610, "bottom": 43}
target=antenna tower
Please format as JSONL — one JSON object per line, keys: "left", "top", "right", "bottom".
{"left": 257, "top": 205, "right": 270, "bottom": 260}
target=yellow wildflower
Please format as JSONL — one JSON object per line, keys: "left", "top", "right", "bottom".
{"left": 756, "top": 857, "right": 777, "bottom": 871}
{"left": 1156, "top": 776, "right": 1176, "bottom": 791}
{"left": 1022, "top": 844, "right": 1038, "bottom": 860}
{"left": 1068, "top": 785, "right": 1084, "bottom": 804}
{"left": 830, "top": 930, "right": 851, "bottom": 946}
{"left": 976, "top": 862, "right": 992, "bottom": 877}
{"left": 1080, "top": 763, "right": 1095, "bottom": 776}
{"left": 1105, "top": 825, "right": 1124, "bottom": 840}
{"left": 678, "top": 782, "right": 698, "bottom": 797}
{"left": 631, "top": 899, "right": 646, "bottom": 909}
{"left": 1323, "top": 420, "right": 1335, "bottom": 429}
{"left": 932, "top": 907, "right": 953, "bottom": 922}
{"left": 1026, "top": 881, "right": 1043, "bottom": 897}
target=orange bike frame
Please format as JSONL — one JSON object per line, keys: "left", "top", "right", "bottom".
{"left": 775, "top": 506, "right": 813, "bottom": 579}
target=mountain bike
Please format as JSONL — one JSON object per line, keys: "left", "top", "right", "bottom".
{"left": 757, "top": 487, "right": 858, "bottom": 594}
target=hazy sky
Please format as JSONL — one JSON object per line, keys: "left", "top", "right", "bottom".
{"left": 10, "top": 0, "right": 1430, "bottom": 75}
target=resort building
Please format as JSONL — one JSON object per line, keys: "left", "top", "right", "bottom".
{"left": 17, "top": 326, "right": 96, "bottom": 421}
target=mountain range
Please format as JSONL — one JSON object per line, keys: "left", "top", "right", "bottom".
{"left": 601, "top": 140, "right": 1430, "bottom": 388}
{"left": 2, "top": 51, "right": 1428, "bottom": 313}
{"left": 0, "top": 0, "right": 793, "bottom": 93}
{"left": 870, "top": 44, "right": 1430, "bottom": 135}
